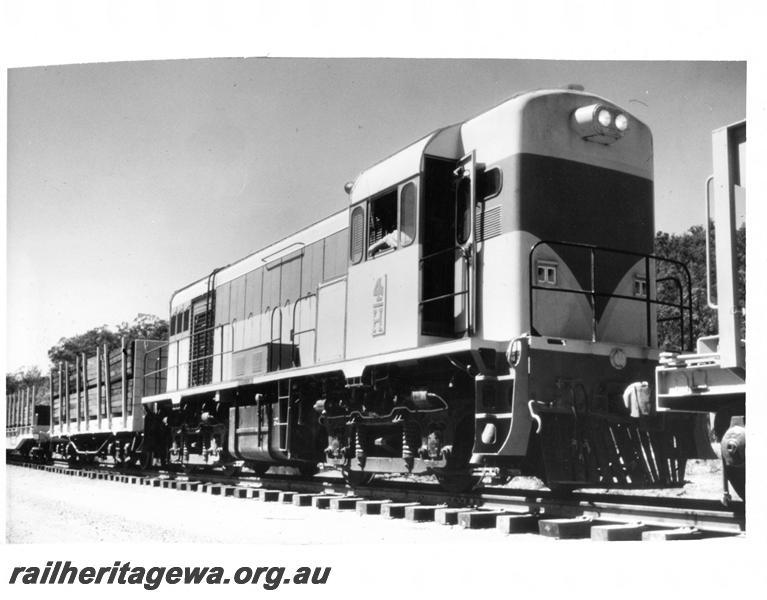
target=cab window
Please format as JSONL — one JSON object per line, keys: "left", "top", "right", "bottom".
{"left": 352, "top": 180, "right": 418, "bottom": 262}
{"left": 367, "top": 190, "right": 398, "bottom": 258}
{"left": 456, "top": 176, "right": 472, "bottom": 245}
{"left": 399, "top": 182, "right": 416, "bottom": 248}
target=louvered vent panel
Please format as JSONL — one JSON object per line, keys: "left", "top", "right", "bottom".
{"left": 350, "top": 207, "right": 364, "bottom": 263}
{"left": 477, "top": 205, "right": 502, "bottom": 241}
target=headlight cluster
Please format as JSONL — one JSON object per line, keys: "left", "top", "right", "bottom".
{"left": 572, "top": 103, "right": 630, "bottom": 144}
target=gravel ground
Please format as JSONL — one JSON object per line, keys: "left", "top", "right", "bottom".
{"left": 7, "top": 457, "right": 731, "bottom": 544}
{"left": 379, "top": 457, "right": 730, "bottom": 499}
{"left": 501, "top": 458, "right": 730, "bottom": 500}
{"left": 5, "top": 465, "right": 542, "bottom": 544}
{"left": 5, "top": 466, "right": 752, "bottom": 600}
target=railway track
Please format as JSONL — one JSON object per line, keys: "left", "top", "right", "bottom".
{"left": 9, "top": 458, "right": 745, "bottom": 541}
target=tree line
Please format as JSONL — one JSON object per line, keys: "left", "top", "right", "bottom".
{"left": 6, "top": 314, "right": 168, "bottom": 401}
{"left": 655, "top": 223, "right": 746, "bottom": 351}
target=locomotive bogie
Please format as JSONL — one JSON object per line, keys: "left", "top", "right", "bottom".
{"left": 319, "top": 355, "right": 480, "bottom": 478}
{"left": 149, "top": 395, "right": 231, "bottom": 470}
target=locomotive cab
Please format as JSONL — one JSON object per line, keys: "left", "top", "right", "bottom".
{"left": 345, "top": 124, "right": 470, "bottom": 358}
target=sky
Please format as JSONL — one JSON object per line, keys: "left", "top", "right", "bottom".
{"left": 6, "top": 59, "right": 746, "bottom": 372}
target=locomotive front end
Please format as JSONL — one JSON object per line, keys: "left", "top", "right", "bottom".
{"left": 465, "top": 89, "right": 709, "bottom": 488}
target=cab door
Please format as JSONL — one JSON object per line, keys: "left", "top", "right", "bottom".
{"left": 420, "top": 151, "right": 477, "bottom": 337}
{"left": 454, "top": 151, "right": 477, "bottom": 335}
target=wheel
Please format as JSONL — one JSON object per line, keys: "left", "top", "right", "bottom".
{"left": 720, "top": 422, "right": 745, "bottom": 501}
{"left": 725, "top": 465, "right": 745, "bottom": 501}
{"left": 342, "top": 469, "right": 375, "bottom": 487}
{"left": 721, "top": 424, "right": 745, "bottom": 501}
{"left": 247, "top": 462, "right": 270, "bottom": 476}
{"left": 67, "top": 451, "right": 80, "bottom": 469}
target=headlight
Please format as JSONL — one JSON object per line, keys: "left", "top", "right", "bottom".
{"left": 609, "top": 348, "right": 627, "bottom": 370}
{"left": 597, "top": 109, "right": 612, "bottom": 127}
{"left": 571, "top": 103, "right": 628, "bottom": 144}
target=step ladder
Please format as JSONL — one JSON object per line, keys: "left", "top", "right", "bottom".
{"left": 274, "top": 378, "right": 292, "bottom": 455}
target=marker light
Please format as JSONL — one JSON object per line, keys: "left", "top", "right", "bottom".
{"left": 481, "top": 423, "right": 497, "bottom": 445}
{"left": 615, "top": 113, "right": 629, "bottom": 131}
{"left": 506, "top": 338, "right": 523, "bottom": 367}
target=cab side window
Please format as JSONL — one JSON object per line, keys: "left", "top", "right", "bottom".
{"left": 456, "top": 176, "right": 472, "bottom": 245}
{"left": 351, "top": 180, "right": 418, "bottom": 262}
{"left": 399, "top": 182, "right": 416, "bottom": 248}
{"left": 367, "top": 190, "right": 398, "bottom": 258}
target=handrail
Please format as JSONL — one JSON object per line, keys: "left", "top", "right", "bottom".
{"left": 528, "top": 239, "right": 694, "bottom": 352}
{"left": 291, "top": 292, "right": 317, "bottom": 367}
{"left": 420, "top": 289, "right": 469, "bottom": 306}
{"left": 420, "top": 244, "right": 468, "bottom": 265}
{"left": 418, "top": 245, "right": 471, "bottom": 336}
{"left": 704, "top": 175, "right": 718, "bottom": 310}
{"left": 270, "top": 306, "right": 283, "bottom": 345}
{"left": 291, "top": 293, "right": 317, "bottom": 338}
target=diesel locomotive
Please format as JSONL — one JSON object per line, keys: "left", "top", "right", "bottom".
{"left": 37, "top": 86, "right": 713, "bottom": 491}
